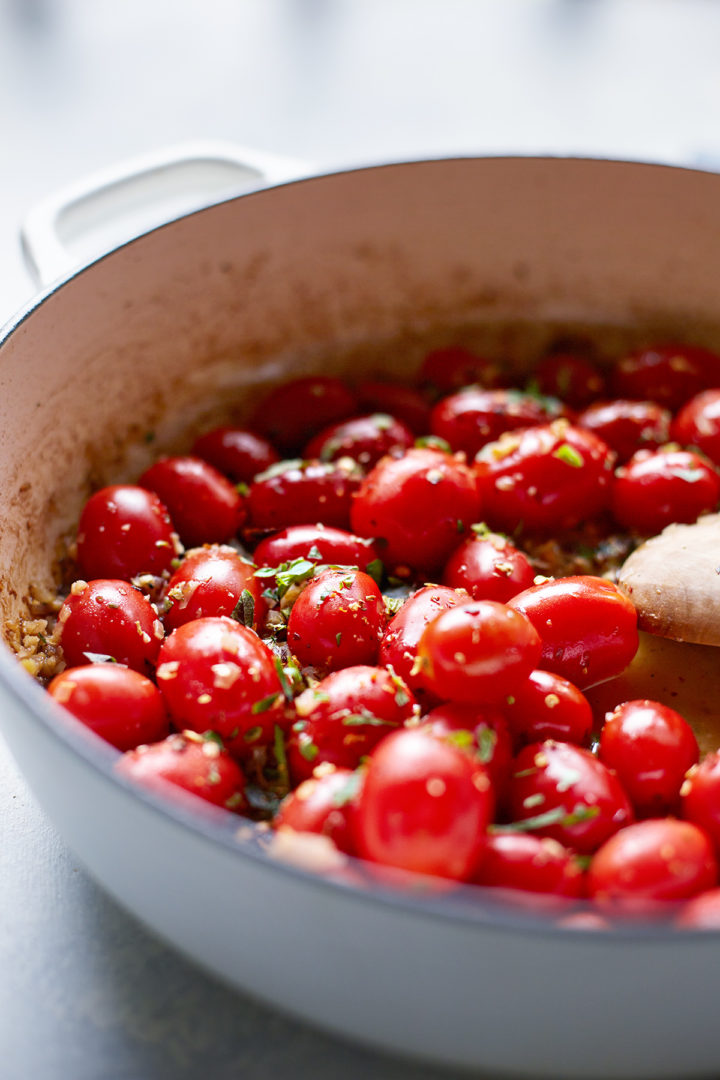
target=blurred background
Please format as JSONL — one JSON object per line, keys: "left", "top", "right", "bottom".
{"left": 2, "top": 1, "right": 720, "bottom": 1077}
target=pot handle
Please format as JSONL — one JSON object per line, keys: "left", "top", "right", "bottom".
{"left": 21, "top": 141, "right": 309, "bottom": 288}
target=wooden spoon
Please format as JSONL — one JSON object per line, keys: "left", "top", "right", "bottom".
{"left": 617, "top": 513, "right": 720, "bottom": 645}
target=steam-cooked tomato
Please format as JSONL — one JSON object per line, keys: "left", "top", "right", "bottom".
{"left": 76, "top": 485, "right": 180, "bottom": 581}
{"left": 671, "top": 389, "right": 720, "bottom": 466}
{"left": 191, "top": 427, "right": 280, "bottom": 482}
{"left": 304, "top": 413, "right": 414, "bottom": 468}
{"left": 533, "top": 351, "right": 606, "bottom": 408}
{"left": 611, "top": 343, "right": 719, "bottom": 410}
{"left": 442, "top": 530, "right": 535, "bottom": 603}
{"left": 378, "top": 585, "right": 466, "bottom": 698}
{"left": 139, "top": 456, "right": 246, "bottom": 547}
{"left": 471, "top": 833, "right": 585, "bottom": 903}
{"left": 286, "top": 567, "right": 386, "bottom": 673}
{"left": 502, "top": 669, "right": 593, "bottom": 748}
{"left": 430, "top": 387, "right": 569, "bottom": 459}
{"left": 576, "top": 399, "right": 671, "bottom": 462}
{"left": 252, "top": 524, "right": 380, "bottom": 574}
{"left": 274, "top": 767, "right": 361, "bottom": 855}
{"left": 58, "top": 579, "right": 164, "bottom": 673}
{"left": 247, "top": 458, "right": 363, "bottom": 536}
{"left": 163, "top": 545, "right": 266, "bottom": 633}
{"left": 420, "top": 702, "right": 513, "bottom": 795}
{"left": 611, "top": 448, "right": 720, "bottom": 534}
{"left": 250, "top": 376, "right": 358, "bottom": 453}
{"left": 116, "top": 730, "right": 246, "bottom": 811}
{"left": 47, "top": 663, "right": 169, "bottom": 751}
{"left": 419, "top": 345, "right": 505, "bottom": 395}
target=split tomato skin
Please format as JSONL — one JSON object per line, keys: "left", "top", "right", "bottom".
{"left": 352, "top": 727, "right": 494, "bottom": 881}
{"left": 286, "top": 567, "right": 386, "bottom": 673}
{"left": 417, "top": 600, "right": 542, "bottom": 706}
{"left": 508, "top": 575, "right": 639, "bottom": 690}
{"left": 47, "top": 663, "right": 170, "bottom": 751}
{"left": 116, "top": 730, "right": 246, "bottom": 812}
{"left": 378, "top": 585, "right": 466, "bottom": 698}
{"left": 139, "top": 456, "right": 246, "bottom": 547}
{"left": 442, "top": 531, "right": 536, "bottom": 604}
{"left": 76, "top": 484, "right": 180, "bottom": 581}
{"left": 58, "top": 579, "right": 164, "bottom": 673}
{"left": 163, "top": 545, "right": 266, "bottom": 633}
{"left": 503, "top": 669, "right": 593, "bottom": 749}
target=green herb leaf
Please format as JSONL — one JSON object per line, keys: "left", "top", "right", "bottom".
{"left": 251, "top": 692, "right": 281, "bottom": 715}
{"left": 552, "top": 443, "right": 584, "bottom": 468}
{"left": 231, "top": 589, "right": 255, "bottom": 627}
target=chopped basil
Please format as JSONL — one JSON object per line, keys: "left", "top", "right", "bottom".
{"left": 231, "top": 589, "right": 255, "bottom": 627}
{"left": 251, "top": 692, "right": 281, "bottom": 714}
{"left": 552, "top": 443, "right": 584, "bottom": 468}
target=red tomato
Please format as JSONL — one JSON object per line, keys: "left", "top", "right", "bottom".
{"left": 116, "top": 730, "right": 246, "bottom": 811}
{"left": 419, "top": 345, "right": 505, "bottom": 394}
{"left": 576, "top": 399, "right": 671, "bottom": 463}
{"left": 246, "top": 458, "right": 363, "bottom": 536}
{"left": 474, "top": 421, "right": 615, "bottom": 534}
{"left": 76, "top": 485, "right": 180, "bottom": 581}
{"left": 163, "top": 545, "right": 266, "bottom": 633}
{"left": 191, "top": 427, "right": 280, "bottom": 482}
{"left": 611, "top": 343, "right": 720, "bottom": 409}
{"left": 417, "top": 600, "right": 542, "bottom": 706}
{"left": 611, "top": 448, "right": 720, "bottom": 534}
{"left": 286, "top": 664, "right": 416, "bottom": 782}
{"left": 676, "top": 887, "right": 720, "bottom": 929}
{"left": 534, "top": 351, "right": 606, "bottom": 408}
{"left": 352, "top": 727, "right": 494, "bottom": 880}
{"left": 58, "top": 579, "right": 164, "bottom": 673}
{"left": 250, "top": 376, "right": 358, "bottom": 453}
{"left": 588, "top": 819, "right": 718, "bottom": 917}
{"left": 672, "top": 388, "right": 720, "bottom": 466}
{"left": 252, "top": 524, "right": 380, "bottom": 575}
{"left": 442, "top": 530, "right": 535, "bottom": 603}
{"left": 155, "top": 616, "right": 286, "bottom": 747}
{"left": 680, "top": 751, "right": 720, "bottom": 856}
{"left": 508, "top": 575, "right": 638, "bottom": 689}
{"left": 47, "top": 663, "right": 169, "bottom": 751}
{"left": 274, "top": 767, "right": 361, "bottom": 855}
{"left": 303, "top": 413, "right": 414, "bottom": 469}
{"left": 472, "top": 833, "right": 585, "bottom": 903}
{"left": 503, "top": 669, "right": 593, "bottom": 748}
{"left": 355, "top": 380, "right": 432, "bottom": 434}
{"left": 430, "top": 387, "right": 569, "bottom": 459}
{"left": 598, "top": 699, "right": 699, "bottom": 818}
{"left": 506, "top": 740, "right": 634, "bottom": 854}
{"left": 350, "top": 447, "right": 480, "bottom": 577}
{"left": 139, "top": 456, "right": 246, "bottom": 547}
{"left": 378, "top": 585, "right": 465, "bottom": 697}
{"left": 286, "top": 568, "right": 386, "bottom": 673}
{"left": 420, "top": 702, "right": 513, "bottom": 795}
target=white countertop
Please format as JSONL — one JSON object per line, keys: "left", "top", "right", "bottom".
{"left": 2, "top": 2, "right": 720, "bottom": 1076}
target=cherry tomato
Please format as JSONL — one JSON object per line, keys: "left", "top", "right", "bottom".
{"left": 576, "top": 399, "right": 671, "bottom": 463}
{"left": 503, "top": 669, "right": 593, "bottom": 748}
{"left": 611, "top": 343, "right": 720, "bottom": 410}
{"left": 420, "top": 702, "right": 513, "bottom": 795}
{"left": 246, "top": 458, "right": 363, "bottom": 536}
{"left": 378, "top": 585, "right": 465, "bottom": 697}
{"left": 163, "top": 545, "right": 266, "bottom": 633}
{"left": 58, "top": 579, "right": 164, "bottom": 673}
{"left": 611, "top": 448, "right": 720, "bottom": 534}
{"left": 286, "top": 568, "right": 386, "bottom": 673}
{"left": 352, "top": 727, "right": 493, "bottom": 880}
{"left": 286, "top": 664, "right": 416, "bottom": 781}
{"left": 419, "top": 345, "right": 505, "bottom": 395}
{"left": 47, "top": 663, "right": 169, "bottom": 751}
{"left": 139, "top": 456, "right": 246, "bottom": 547}
{"left": 274, "top": 767, "right": 361, "bottom": 855}
{"left": 441, "top": 530, "right": 535, "bottom": 603}
{"left": 680, "top": 751, "right": 720, "bottom": 855}
{"left": 355, "top": 380, "right": 432, "bottom": 434}
{"left": 474, "top": 420, "right": 615, "bottom": 534}
{"left": 472, "top": 833, "right": 585, "bottom": 904}
{"left": 417, "top": 600, "right": 542, "bottom": 706}
{"left": 430, "top": 387, "right": 569, "bottom": 459}
{"left": 509, "top": 575, "right": 638, "bottom": 689}
{"left": 676, "top": 887, "right": 720, "bottom": 929}
{"left": 116, "top": 730, "right": 246, "bottom": 811}
{"left": 671, "top": 388, "right": 720, "bottom": 466}
{"left": 250, "top": 376, "right": 358, "bottom": 453}
{"left": 191, "top": 426, "right": 280, "bottom": 482}
{"left": 76, "top": 485, "right": 180, "bottom": 581}
{"left": 304, "top": 413, "right": 414, "bottom": 469}
{"left": 598, "top": 699, "right": 699, "bottom": 818}
{"left": 534, "top": 351, "right": 606, "bottom": 408}
{"left": 506, "top": 741, "right": 633, "bottom": 854}
{"left": 350, "top": 447, "right": 480, "bottom": 577}
{"left": 155, "top": 616, "right": 286, "bottom": 747}
{"left": 252, "top": 524, "right": 380, "bottom": 575}
{"left": 588, "top": 819, "right": 718, "bottom": 917}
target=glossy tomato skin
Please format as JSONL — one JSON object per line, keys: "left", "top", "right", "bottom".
{"left": 421, "top": 702, "right": 513, "bottom": 796}
{"left": 576, "top": 399, "right": 672, "bottom": 463}
{"left": 355, "top": 381, "right": 432, "bottom": 434}
{"left": 250, "top": 376, "right": 358, "bottom": 453}
{"left": 155, "top": 616, "right": 287, "bottom": 748}
{"left": 116, "top": 730, "right": 246, "bottom": 811}
{"left": 303, "top": 413, "right": 414, "bottom": 469}
{"left": 139, "top": 456, "right": 246, "bottom": 547}
{"left": 588, "top": 819, "right": 718, "bottom": 918}
{"left": 286, "top": 664, "right": 416, "bottom": 782}
{"left": 419, "top": 345, "right": 505, "bottom": 395}
{"left": 47, "top": 663, "right": 170, "bottom": 751}
{"left": 286, "top": 568, "right": 386, "bottom": 673}
{"left": 76, "top": 485, "right": 180, "bottom": 581}
{"left": 671, "top": 389, "right": 720, "bottom": 466}
{"left": 441, "top": 531, "right": 535, "bottom": 603}
{"left": 350, "top": 447, "right": 480, "bottom": 577}
{"left": 680, "top": 751, "right": 720, "bottom": 855}
{"left": 506, "top": 741, "right": 634, "bottom": 855}
{"left": 163, "top": 545, "right": 266, "bottom": 633}
{"left": 598, "top": 699, "right": 699, "bottom": 817}
{"left": 252, "top": 524, "right": 380, "bottom": 574}
{"left": 676, "top": 887, "right": 720, "bottom": 929}
{"left": 508, "top": 575, "right": 638, "bottom": 689}
{"left": 474, "top": 420, "right": 615, "bottom": 534}
{"left": 611, "top": 343, "right": 720, "bottom": 410}
{"left": 378, "top": 585, "right": 465, "bottom": 697}
{"left": 246, "top": 458, "right": 363, "bottom": 536}
{"left": 352, "top": 727, "right": 494, "bottom": 880}
{"left": 191, "top": 427, "right": 280, "bottom": 483}
{"left": 418, "top": 600, "right": 541, "bottom": 706}
{"left": 471, "top": 833, "right": 585, "bottom": 904}
{"left": 611, "top": 448, "right": 720, "bottom": 534}
{"left": 274, "top": 767, "right": 361, "bottom": 855}
{"left": 58, "top": 579, "right": 164, "bottom": 673}
{"left": 503, "top": 669, "right": 593, "bottom": 748}
{"left": 430, "top": 387, "right": 569, "bottom": 459}
{"left": 534, "top": 351, "right": 606, "bottom": 408}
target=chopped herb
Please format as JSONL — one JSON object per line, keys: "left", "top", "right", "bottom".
{"left": 251, "top": 692, "right": 281, "bottom": 714}
{"left": 490, "top": 803, "right": 600, "bottom": 834}
{"left": 235, "top": 481, "right": 250, "bottom": 497}
{"left": 243, "top": 725, "right": 263, "bottom": 743}
{"left": 83, "top": 651, "right": 116, "bottom": 664}
{"left": 384, "top": 595, "right": 405, "bottom": 616}
{"left": 415, "top": 435, "right": 452, "bottom": 453}
{"left": 365, "top": 558, "right": 384, "bottom": 585}
{"left": 273, "top": 657, "right": 294, "bottom": 701}
{"left": 231, "top": 589, "right": 255, "bottom": 627}
{"left": 552, "top": 443, "right": 584, "bottom": 468}
{"left": 298, "top": 739, "right": 319, "bottom": 762}
{"left": 476, "top": 725, "right": 497, "bottom": 764}
{"left": 273, "top": 724, "right": 290, "bottom": 789}
{"left": 331, "top": 771, "right": 363, "bottom": 806}
{"left": 341, "top": 714, "right": 397, "bottom": 727}
{"left": 335, "top": 631, "right": 343, "bottom": 646}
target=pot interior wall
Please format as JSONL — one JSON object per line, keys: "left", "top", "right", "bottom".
{"left": 3, "top": 156, "right": 720, "bottom": 625}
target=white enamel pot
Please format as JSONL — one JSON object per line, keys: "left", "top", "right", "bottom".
{"left": 2, "top": 146, "right": 720, "bottom": 1080}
